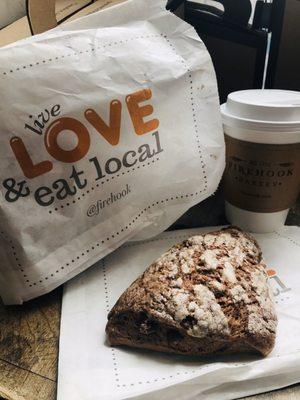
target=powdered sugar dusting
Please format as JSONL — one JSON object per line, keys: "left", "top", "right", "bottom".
{"left": 188, "top": 235, "right": 204, "bottom": 246}
{"left": 229, "top": 285, "right": 250, "bottom": 303}
{"left": 173, "top": 291, "right": 190, "bottom": 320}
{"left": 181, "top": 263, "right": 191, "bottom": 274}
{"left": 190, "top": 284, "right": 230, "bottom": 338}
{"left": 171, "top": 277, "right": 183, "bottom": 288}
{"left": 171, "top": 284, "right": 230, "bottom": 338}
{"left": 200, "top": 249, "right": 220, "bottom": 269}
{"left": 223, "top": 262, "right": 236, "bottom": 283}
{"left": 150, "top": 228, "right": 275, "bottom": 342}
{"left": 204, "top": 232, "right": 237, "bottom": 248}
{"left": 109, "top": 227, "right": 277, "bottom": 356}
{"left": 228, "top": 247, "right": 245, "bottom": 264}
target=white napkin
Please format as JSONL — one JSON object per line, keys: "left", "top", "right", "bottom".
{"left": 58, "top": 226, "right": 300, "bottom": 400}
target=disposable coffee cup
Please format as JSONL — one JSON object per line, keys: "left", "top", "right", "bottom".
{"left": 221, "top": 89, "right": 300, "bottom": 233}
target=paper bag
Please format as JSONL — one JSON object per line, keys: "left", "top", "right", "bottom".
{"left": 0, "top": 0, "right": 224, "bottom": 304}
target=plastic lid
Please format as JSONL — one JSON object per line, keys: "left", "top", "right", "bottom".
{"left": 221, "top": 89, "right": 300, "bottom": 132}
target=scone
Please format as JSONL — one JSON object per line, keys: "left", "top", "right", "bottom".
{"left": 106, "top": 227, "right": 277, "bottom": 356}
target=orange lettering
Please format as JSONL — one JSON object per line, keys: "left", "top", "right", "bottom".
{"left": 10, "top": 137, "right": 53, "bottom": 179}
{"left": 85, "top": 100, "right": 122, "bottom": 146}
{"left": 126, "top": 89, "right": 159, "bottom": 135}
{"left": 44, "top": 117, "right": 90, "bottom": 163}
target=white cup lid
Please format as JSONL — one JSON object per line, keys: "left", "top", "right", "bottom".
{"left": 221, "top": 89, "right": 300, "bottom": 132}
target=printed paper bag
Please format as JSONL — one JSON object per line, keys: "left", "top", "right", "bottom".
{"left": 0, "top": 0, "right": 225, "bottom": 304}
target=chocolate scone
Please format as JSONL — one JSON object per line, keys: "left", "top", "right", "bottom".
{"left": 106, "top": 227, "right": 277, "bottom": 356}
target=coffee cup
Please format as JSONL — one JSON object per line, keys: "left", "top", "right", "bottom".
{"left": 221, "top": 89, "right": 300, "bottom": 233}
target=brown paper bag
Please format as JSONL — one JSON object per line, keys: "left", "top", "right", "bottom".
{"left": 0, "top": 0, "right": 131, "bottom": 47}
{"left": 0, "top": 0, "right": 94, "bottom": 47}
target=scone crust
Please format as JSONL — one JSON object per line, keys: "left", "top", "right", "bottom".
{"left": 106, "top": 227, "right": 277, "bottom": 356}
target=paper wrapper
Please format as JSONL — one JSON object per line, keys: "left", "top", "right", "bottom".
{"left": 58, "top": 226, "right": 300, "bottom": 400}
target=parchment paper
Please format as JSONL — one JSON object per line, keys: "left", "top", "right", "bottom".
{"left": 58, "top": 226, "right": 300, "bottom": 400}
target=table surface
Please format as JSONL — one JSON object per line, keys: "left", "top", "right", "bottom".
{"left": 1, "top": 193, "right": 299, "bottom": 400}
